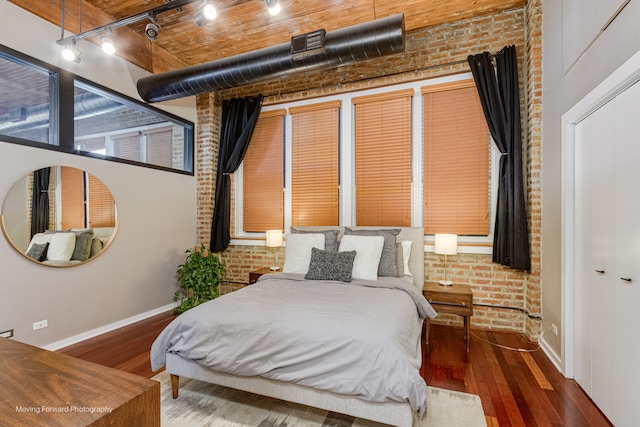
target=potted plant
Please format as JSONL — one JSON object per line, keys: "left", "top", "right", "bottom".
{"left": 173, "top": 245, "right": 226, "bottom": 314}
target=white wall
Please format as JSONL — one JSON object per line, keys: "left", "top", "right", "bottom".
{"left": 541, "top": 0, "right": 640, "bottom": 370}
{"left": 0, "top": 1, "right": 198, "bottom": 348}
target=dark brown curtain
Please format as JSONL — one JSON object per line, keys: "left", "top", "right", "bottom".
{"left": 210, "top": 95, "right": 263, "bottom": 252}
{"left": 468, "top": 45, "right": 530, "bottom": 270}
{"left": 30, "top": 167, "right": 50, "bottom": 238}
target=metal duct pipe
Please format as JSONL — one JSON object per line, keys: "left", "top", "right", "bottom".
{"left": 137, "top": 13, "right": 405, "bottom": 103}
{"left": 0, "top": 92, "right": 124, "bottom": 134}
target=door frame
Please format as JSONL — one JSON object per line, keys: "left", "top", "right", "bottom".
{"left": 561, "top": 49, "right": 640, "bottom": 377}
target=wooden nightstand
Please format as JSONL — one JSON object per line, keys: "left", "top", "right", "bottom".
{"left": 249, "top": 267, "right": 278, "bottom": 284}
{"left": 423, "top": 281, "right": 474, "bottom": 352}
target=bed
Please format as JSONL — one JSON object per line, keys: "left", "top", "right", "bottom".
{"left": 151, "top": 226, "right": 435, "bottom": 426}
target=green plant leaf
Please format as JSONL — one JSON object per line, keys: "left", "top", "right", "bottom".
{"left": 173, "top": 244, "right": 225, "bottom": 314}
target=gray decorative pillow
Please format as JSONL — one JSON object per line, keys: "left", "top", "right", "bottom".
{"left": 26, "top": 242, "right": 49, "bottom": 261}
{"left": 89, "top": 238, "right": 104, "bottom": 258}
{"left": 71, "top": 229, "right": 94, "bottom": 261}
{"left": 291, "top": 227, "right": 340, "bottom": 251}
{"left": 305, "top": 247, "right": 356, "bottom": 282}
{"left": 345, "top": 228, "right": 401, "bottom": 277}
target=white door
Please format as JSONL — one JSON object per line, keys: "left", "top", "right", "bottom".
{"left": 574, "top": 95, "right": 616, "bottom": 417}
{"left": 610, "top": 80, "right": 640, "bottom": 427}
{"left": 574, "top": 78, "right": 640, "bottom": 427}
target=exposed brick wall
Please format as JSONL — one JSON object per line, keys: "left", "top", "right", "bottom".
{"left": 524, "top": 0, "right": 543, "bottom": 339}
{"left": 195, "top": 5, "right": 543, "bottom": 339}
{"left": 195, "top": 92, "right": 220, "bottom": 246}
{"left": 172, "top": 125, "right": 185, "bottom": 170}
{"left": 219, "top": 245, "right": 280, "bottom": 285}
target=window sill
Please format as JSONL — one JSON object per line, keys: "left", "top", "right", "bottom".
{"left": 229, "top": 238, "right": 492, "bottom": 255}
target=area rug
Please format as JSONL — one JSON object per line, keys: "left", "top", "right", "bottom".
{"left": 152, "top": 371, "right": 486, "bottom": 427}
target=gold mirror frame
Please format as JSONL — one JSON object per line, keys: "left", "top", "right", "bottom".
{"left": 1, "top": 166, "right": 118, "bottom": 267}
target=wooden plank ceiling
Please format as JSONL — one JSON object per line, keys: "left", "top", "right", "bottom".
{"left": 9, "top": 0, "right": 525, "bottom": 74}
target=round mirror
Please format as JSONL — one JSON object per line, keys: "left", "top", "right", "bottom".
{"left": 1, "top": 166, "right": 118, "bottom": 267}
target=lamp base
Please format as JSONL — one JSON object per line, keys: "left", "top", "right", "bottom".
{"left": 270, "top": 266, "right": 281, "bottom": 271}
{"left": 439, "top": 280, "right": 453, "bottom": 286}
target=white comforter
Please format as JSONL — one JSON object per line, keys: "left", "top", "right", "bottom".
{"left": 151, "top": 273, "right": 437, "bottom": 415}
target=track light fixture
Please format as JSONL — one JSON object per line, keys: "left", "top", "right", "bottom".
{"left": 61, "top": 41, "right": 81, "bottom": 63}
{"left": 57, "top": 0, "right": 286, "bottom": 63}
{"left": 145, "top": 22, "right": 160, "bottom": 41}
{"left": 194, "top": 1, "right": 217, "bottom": 26}
{"left": 265, "top": 0, "right": 281, "bottom": 16}
{"left": 101, "top": 36, "right": 115, "bottom": 55}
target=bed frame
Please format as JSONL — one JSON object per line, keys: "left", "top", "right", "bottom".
{"left": 167, "top": 226, "right": 425, "bottom": 427}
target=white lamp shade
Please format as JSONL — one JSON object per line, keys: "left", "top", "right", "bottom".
{"left": 434, "top": 234, "right": 457, "bottom": 255}
{"left": 265, "top": 230, "right": 283, "bottom": 247}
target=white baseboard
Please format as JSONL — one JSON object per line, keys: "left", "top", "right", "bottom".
{"left": 539, "top": 335, "right": 564, "bottom": 376}
{"left": 43, "top": 303, "right": 176, "bottom": 351}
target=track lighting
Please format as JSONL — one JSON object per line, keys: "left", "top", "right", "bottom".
{"left": 61, "top": 42, "right": 81, "bottom": 63}
{"left": 265, "top": 0, "right": 281, "bottom": 16}
{"left": 56, "top": 0, "right": 286, "bottom": 63}
{"left": 194, "top": 1, "right": 217, "bottom": 26}
{"left": 145, "top": 22, "right": 160, "bottom": 41}
{"left": 101, "top": 37, "right": 115, "bottom": 55}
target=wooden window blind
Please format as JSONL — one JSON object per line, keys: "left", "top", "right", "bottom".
{"left": 143, "top": 126, "right": 173, "bottom": 168}
{"left": 88, "top": 174, "right": 116, "bottom": 228}
{"left": 422, "top": 80, "right": 490, "bottom": 235}
{"left": 61, "top": 166, "right": 85, "bottom": 229}
{"left": 61, "top": 167, "right": 116, "bottom": 229}
{"left": 353, "top": 90, "right": 412, "bottom": 226}
{"left": 243, "top": 110, "right": 285, "bottom": 232}
{"left": 113, "top": 131, "right": 141, "bottom": 162}
{"left": 290, "top": 101, "right": 340, "bottom": 226}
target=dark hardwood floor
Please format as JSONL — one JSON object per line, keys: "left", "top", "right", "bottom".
{"left": 57, "top": 311, "right": 176, "bottom": 379}
{"left": 58, "top": 311, "right": 612, "bottom": 426}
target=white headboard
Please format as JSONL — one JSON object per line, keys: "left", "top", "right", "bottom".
{"left": 287, "top": 226, "right": 425, "bottom": 289}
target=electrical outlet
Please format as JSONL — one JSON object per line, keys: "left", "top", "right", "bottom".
{"left": 551, "top": 324, "right": 558, "bottom": 335}
{"left": 0, "top": 329, "right": 13, "bottom": 338}
{"left": 33, "top": 320, "right": 48, "bottom": 330}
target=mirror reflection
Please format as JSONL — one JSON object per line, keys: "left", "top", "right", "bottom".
{"left": 1, "top": 166, "right": 117, "bottom": 267}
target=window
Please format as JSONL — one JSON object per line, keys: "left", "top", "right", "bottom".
{"left": 235, "top": 74, "right": 494, "bottom": 247}
{"left": 73, "top": 82, "right": 190, "bottom": 171}
{"left": 0, "top": 45, "right": 194, "bottom": 174}
{"left": 60, "top": 166, "right": 85, "bottom": 230}
{"left": 60, "top": 166, "right": 116, "bottom": 229}
{"left": 0, "top": 49, "right": 56, "bottom": 145}
{"left": 290, "top": 101, "right": 340, "bottom": 226}
{"left": 422, "top": 80, "right": 490, "bottom": 235}
{"left": 353, "top": 90, "right": 413, "bottom": 227}
{"left": 87, "top": 173, "right": 117, "bottom": 228}
{"left": 242, "top": 110, "right": 285, "bottom": 232}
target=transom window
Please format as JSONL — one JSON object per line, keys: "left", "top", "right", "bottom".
{"left": 0, "top": 45, "right": 194, "bottom": 174}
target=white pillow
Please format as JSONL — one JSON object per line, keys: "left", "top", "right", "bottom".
{"left": 400, "top": 240, "right": 413, "bottom": 276}
{"left": 282, "top": 233, "right": 325, "bottom": 274}
{"left": 338, "top": 235, "right": 385, "bottom": 281}
{"left": 26, "top": 233, "right": 52, "bottom": 253}
{"left": 46, "top": 232, "right": 77, "bottom": 262}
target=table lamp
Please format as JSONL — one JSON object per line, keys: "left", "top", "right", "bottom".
{"left": 435, "top": 233, "right": 457, "bottom": 286}
{"left": 265, "top": 230, "right": 283, "bottom": 271}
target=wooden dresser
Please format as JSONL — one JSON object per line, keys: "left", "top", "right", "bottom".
{"left": 0, "top": 337, "right": 159, "bottom": 427}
